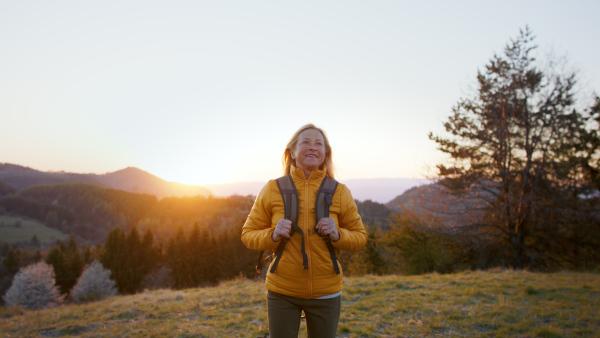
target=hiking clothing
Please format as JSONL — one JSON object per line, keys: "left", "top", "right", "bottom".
{"left": 242, "top": 164, "right": 367, "bottom": 299}
{"left": 316, "top": 291, "right": 342, "bottom": 299}
{"left": 267, "top": 290, "right": 341, "bottom": 338}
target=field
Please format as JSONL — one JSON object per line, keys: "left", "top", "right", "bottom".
{"left": 1, "top": 269, "right": 598, "bottom": 337}
{"left": 0, "top": 215, "right": 69, "bottom": 245}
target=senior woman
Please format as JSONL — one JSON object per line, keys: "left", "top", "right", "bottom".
{"left": 241, "top": 123, "right": 367, "bottom": 338}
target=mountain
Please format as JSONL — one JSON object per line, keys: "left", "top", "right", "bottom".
{"left": 0, "top": 163, "right": 211, "bottom": 199}
{"left": 98, "top": 167, "right": 211, "bottom": 199}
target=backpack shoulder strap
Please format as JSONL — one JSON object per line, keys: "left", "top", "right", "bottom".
{"left": 315, "top": 177, "right": 341, "bottom": 274}
{"left": 269, "top": 175, "right": 308, "bottom": 273}
{"left": 256, "top": 176, "right": 300, "bottom": 275}
{"left": 276, "top": 175, "right": 299, "bottom": 228}
{"left": 315, "top": 177, "right": 339, "bottom": 223}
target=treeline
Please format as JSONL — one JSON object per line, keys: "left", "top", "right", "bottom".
{"left": 0, "top": 220, "right": 256, "bottom": 305}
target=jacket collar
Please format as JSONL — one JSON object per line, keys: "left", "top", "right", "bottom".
{"left": 290, "top": 163, "right": 327, "bottom": 181}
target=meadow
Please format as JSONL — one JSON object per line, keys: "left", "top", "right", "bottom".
{"left": 0, "top": 215, "right": 69, "bottom": 245}
{"left": 1, "top": 269, "right": 598, "bottom": 337}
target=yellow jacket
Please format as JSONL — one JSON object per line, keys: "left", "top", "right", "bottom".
{"left": 241, "top": 165, "right": 367, "bottom": 299}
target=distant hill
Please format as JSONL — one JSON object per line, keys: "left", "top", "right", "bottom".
{"left": 99, "top": 167, "right": 211, "bottom": 199}
{"left": 386, "top": 182, "right": 447, "bottom": 212}
{"left": 385, "top": 180, "right": 491, "bottom": 228}
{"left": 0, "top": 163, "right": 211, "bottom": 199}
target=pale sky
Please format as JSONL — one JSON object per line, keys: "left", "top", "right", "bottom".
{"left": 1, "top": 1, "right": 599, "bottom": 185}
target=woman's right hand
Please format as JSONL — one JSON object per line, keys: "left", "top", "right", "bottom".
{"left": 272, "top": 219, "right": 292, "bottom": 242}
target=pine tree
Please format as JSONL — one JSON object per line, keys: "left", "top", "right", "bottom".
{"left": 187, "top": 222, "right": 203, "bottom": 287}
{"left": 122, "top": 226, "right": 143, "bottom": 294}
{"left": 100, "top": 227, "right": 127, "bottom": 293}
{"left": 140, "top": 228, "right": 159, "bottom": 277}
{"left": 1, "top": 248, "right": 21, "bottom": 275}
{"left": 201, "top": 228, "right": 220, "bottom": 285}
{"left": 166, "top": 226, "right": 189, "bottom": 289}
{"left": 45, "top": 236, "right": 84, "bottom": 295}
{"left": 65, "top": 236, "right": 84, "bottom": 292}
{"left": 429, "top": 27, "right": 600, "bottom": 269}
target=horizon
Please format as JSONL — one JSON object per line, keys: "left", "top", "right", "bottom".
{"left": 1, "top": 1, "right": 598, "bottom": 186}
{"left": 1, "top": 161, "right": 425, "bottom": 183}
{"left": 0, "top": 161, "right": 430, "bottom": 203}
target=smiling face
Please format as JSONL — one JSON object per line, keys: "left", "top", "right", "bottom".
{"left": 292, "top": 128, "right": 327, "bottom": 177}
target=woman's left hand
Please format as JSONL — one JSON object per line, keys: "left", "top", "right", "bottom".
{"left": 316, "top": 217, "right": 339, "bottom": 242}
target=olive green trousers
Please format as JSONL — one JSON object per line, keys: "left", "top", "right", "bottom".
{"left": 267, "top": 291, "right": 341, "bottom": 338}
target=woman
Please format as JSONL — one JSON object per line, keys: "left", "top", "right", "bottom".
{"left": 241, "top": 123, "right": 367, "bottom": 337}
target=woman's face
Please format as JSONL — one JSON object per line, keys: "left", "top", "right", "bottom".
{"left": 292, "top": 129, "right": 326, "bottom": 174}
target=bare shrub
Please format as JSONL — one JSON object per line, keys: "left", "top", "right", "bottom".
{"left": 70, "top": 260, "right": 117, "bottom": 303}
{"left": 140, "top": 264, "right": 173, "bottom": 290}
{"left": 3, "top": 262, "right": 64, "bottom": 310}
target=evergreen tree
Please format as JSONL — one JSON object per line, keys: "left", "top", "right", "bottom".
{"left": 140, "top": 227, "right": 159, "bottom": 278}
{"left": 200, "top": 227, "right": 219, "bottom": 285}
{"left": 65, "top": 236, "right": 84, "bottom": 291}
{"left": 187, "top": 222, "right": 203, "bottom": 287}
{"left": 166, "top": 226, "right": 189, "bottom": 289}
{"left": 45, "top": 236, "right": 84, "bottom": 295}
{"left": 81, "top": 245, "right": 95, "bottom": 264}
{"left": 1, "top": 248, "right": 21, "bottom": 275}
{"left": 100, "top": 227, "right": 127, "bottom": 293}
{"left": 30, "top": 235, "right": 41, "bottom": 248}
{"left": 122, "top": 226, "right": 143, "bottom": 293}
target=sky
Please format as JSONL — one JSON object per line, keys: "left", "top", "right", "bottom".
{"left": 1, "top": 1, "right": 599, "bottom": 186}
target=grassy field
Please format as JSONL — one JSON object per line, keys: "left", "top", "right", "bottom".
{"left": 0, "top": 269, "right": 598, "bottom": 337}
{"left": 0, "top": 215, "right": 69, "bottom": 245}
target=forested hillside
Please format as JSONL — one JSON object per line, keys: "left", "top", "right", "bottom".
{"left": 0, "top": 183, "right": 256, "bottom": 244}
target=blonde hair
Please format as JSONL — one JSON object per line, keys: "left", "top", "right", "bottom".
{"left": 282, "top": 123, "right": 335, "bottom": 178}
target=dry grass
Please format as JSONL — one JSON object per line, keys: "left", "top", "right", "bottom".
{"left": 1, "top": 269, "right": 598, "bottom": 337}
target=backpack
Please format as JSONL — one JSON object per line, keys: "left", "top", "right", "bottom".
{"left": 255, "top": 175, "right": 341, "bottom": 276}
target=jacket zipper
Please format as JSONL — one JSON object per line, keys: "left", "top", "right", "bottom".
{"left": 305, "top": 178, "right": 312, "bottom": 299}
